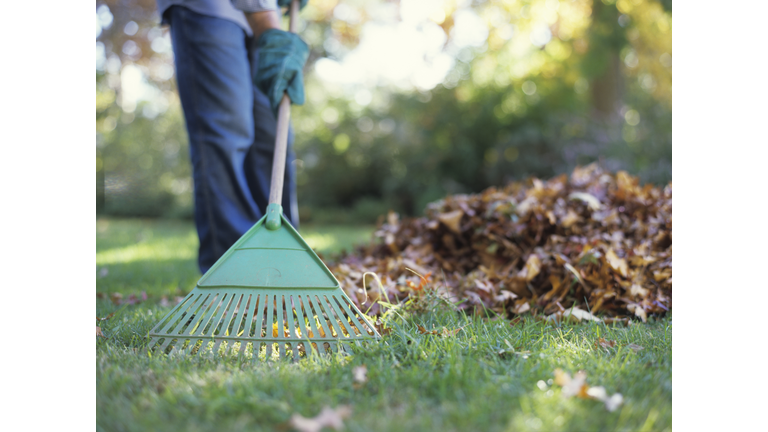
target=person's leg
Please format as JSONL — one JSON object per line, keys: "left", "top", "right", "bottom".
{"left": 245, "top": 40, "right": 300, "bottom": 230}
{"left": 167, "top": 6, "right": 262, "bottom": 273}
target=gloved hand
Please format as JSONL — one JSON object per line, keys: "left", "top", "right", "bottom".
{"left": 254, "top": 29, "right": 309, "bottom": 117}
{"left": 277, "top": 0, "right": 308, "bottom": 10}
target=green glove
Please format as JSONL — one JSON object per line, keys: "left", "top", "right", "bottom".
{"left": 277, "top": 0, "right": 308, "bottom": 10}
{"left": 254, "top": 29, "right": 309, "bottom": 117}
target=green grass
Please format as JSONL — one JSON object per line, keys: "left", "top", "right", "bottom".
{"left": 97, "top": 218, "right": 671, "bottom": 432}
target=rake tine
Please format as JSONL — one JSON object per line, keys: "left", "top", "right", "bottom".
{"left": 151, "top": 294, "right": 207, "bottom": 352}
{"left": 219, "top": 293, "right": 243, "bottom": 337}
{"left": 336, "top": 294, "right": 377, "bottom": 336}
{"left": 285, "top": 296, "right": 299, "bottom": 361}
{"left": 150, "top": 293, "right": 197, "bottom": 335}
{"left": 302, "top": 295, "right": 322, "bottom": 340}
{"left": 276, "top": 294, "right": 287, "bottom": 360}
{"left": 200, "top": 293, "right": 233, "bottom": 338}
{"left": 189, "top": 293, "right": 225, "bottom": 338}
{"left": 173, "top": 293, "right": 217, "bottom": 341}
{"left": 240, "top": 294, "right": 259, "bottom": 357}
{"left": 265, "top": 295, "right": 274, "bottom": 360}
{"left": 325, "top": 295, "right": 358, "bottom": 338}
{"left": 319, "top": 295, "right": 347, "bottom": 339}
{"left": 230, "top": 293, "right": 249, "bottom": 356}
{"left": 308, "top": 295, "right": 334, "bottom": 340}
{"left": 214, "top": 293, "right": 243, "bottom": 355}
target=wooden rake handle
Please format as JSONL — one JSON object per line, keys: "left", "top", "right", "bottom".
{"left": 268, "top": 0, "right": 300, "bottom": 206}
{"left": 265, "top": 0, "right": 299, "bottom": 230}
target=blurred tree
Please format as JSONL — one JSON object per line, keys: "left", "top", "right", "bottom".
{"left": 96, "top": 0, "right": 671, "bottom": 221}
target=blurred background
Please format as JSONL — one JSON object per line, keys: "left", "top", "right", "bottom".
{"left": 96, "top": 0, "right": 671, "bottom": 224}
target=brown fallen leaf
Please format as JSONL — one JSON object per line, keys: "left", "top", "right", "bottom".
{"left": 605, "top": 248, "right": 629, "bottom": 278}
{"left": 596, "top": 338, "right": 617, "bottom": 349}
{"left": 603, "top": 317, "right": 629, "bottom": 326}
{"left": 417, "top": 325, "right": 464, "bottom": 337}
{"left": 437, "top": 210, "right": 463, "bottom": 234}
{"left": 628, "top": 304, "right": 648, "bottom": 323}
{"left": 561, "top": 307, "right": 602, "bottom": 323}
{"left": 96, "top": 326, "right": 105, "bottom": 338}
{"left": 110, "top": 292, "right": 123, "bottom": 305}
{"left": 289, "top": 406, "right": 352, "bottom": 432}
{"left": 627, "top": 343, "right": 645, "bottom": 353}
{"left": 568, "top": 192, "right": 602, "bottom": 210}
{"left": 513, "top": 302, "right": 531, "bottom": 315}
{"left": 97, "top": 312, "right": 116, "bottom": 322}
{"left": 519, "top": 255, "right": 542, "bottom": 282}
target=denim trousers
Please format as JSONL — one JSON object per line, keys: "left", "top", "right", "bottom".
{"left": 167, "top": 5, "right": 298, "bottom": 274}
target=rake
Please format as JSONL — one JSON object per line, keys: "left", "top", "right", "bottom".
{"left": 147, "top": 1, "right": 380, "bottom": 360}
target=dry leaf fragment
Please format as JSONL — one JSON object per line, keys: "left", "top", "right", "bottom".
{"left": 605, "top": 249, "right": 628, "bottom": 277}
{"left": 596, "top": 338, "right": 617, "bottom": 349}
{"left": 630, "top": 284, "right": 649, "bottom": 298}
{"left": 604, "top": 393, "right": 624, "bottom": 412}
{"left": 352, "top": 365, "right": 368, "bottom": 389}
{"left": 628, "top": 304, "right": 648, "bottom": 323}
{"left": 554, "top": 369, "right": 624, "bottom": 412}
{"left": 561, "top": 307, "right": 602, "bottom": 323}
{"left": 513, "top": 301, "right": 531, "bottom": 315}
{"left": 289, "top": 406, "right": 352, "bottom": 432}
{"left": 569, "top": 192, "right": 602, "bottom": 210}
{"left": 556, "top": 369, "right": 589, "bottom": 398}
{"left": 627, "top": 343, "right": 644, "bottom": 353}
{"left": 561, "top": 209, "right": 581, "bottom": 228}
{"left": 96, "top": 326, "right": 105, "bottom": 338}
{"left": 437, "top": 210, "right": 464, "bottom": 234}
{"left": 97, "top": 312, "right": 116, "bottom": 322}
{"left": 519, "top": 255, "right": 542, "bottom": 282}
{"left": 417, "top": 325, "right": 464, "bottom": 337}
{"left": 110, "top": 292, "right": 123, "bottom": 305}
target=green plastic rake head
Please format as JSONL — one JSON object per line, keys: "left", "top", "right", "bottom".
{"left": 147, "top": 1, "right": 378, "bottom": 361}
{"left": 147, "top": 207, "right": 380, "bottom": 361}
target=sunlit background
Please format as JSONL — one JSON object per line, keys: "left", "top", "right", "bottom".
{"left": 96, "top": 0, "right": 671, "bottom": 223}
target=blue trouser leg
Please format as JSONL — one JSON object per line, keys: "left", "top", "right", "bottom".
{"left": 167, "top": 6, "right": 298, "bottom": 274}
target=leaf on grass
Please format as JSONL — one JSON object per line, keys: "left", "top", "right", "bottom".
{"left": 352, "top": 365, "right": 368, "bottom": 389}
{"left": 627, "top": 343, "right": 644, "bottom": 353}
{"left": 596, "top": 338, "right": 616, "bottom": 349}
{"left": 605, "top": 248, "right": 628, "bottom": 278}
{"left": 628, "top": 304, "right": 648, "bottom": 323}
{"left": 99, "top": 267, "right": 109, "bottom": 278}
{"left": 417, "top": 325, "right": 464, "bottom": 337}
{"left": 561, "top": 307, "right": 601, "bottom": 323}
{"left": 553, "top": 369, "right": 624, "bottom": 412}
{"left": 604, "top": 393, "right": 624, "bottom": 412}
{"left": 513, "top": 302, "right": 531, "bottom": 315}
{"left": 373, "top": 320, "right": 392, "bottom": 336}
{"left": 555, "top": 369, "right": 589, "bottom": 398}
{"left": 289, "top": 405, "right": 352, "bottom": 432}
{"left": 110, "top": 292, "right": 123, "bottom": 305}
{"left": 97, "top": 312, "right": 116, "bottom": 322}
{"left": 96, "top": 326, "right": 105, "bottom": 338}
{"left": 437, "top": 210, "right": 464, "bottom": 234}
{"left": 603, "top": 317, "right": 629, "bottom": 326}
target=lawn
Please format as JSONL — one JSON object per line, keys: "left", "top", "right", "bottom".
{"left": 96, "top": 218, "right": 671, "bottom": 432}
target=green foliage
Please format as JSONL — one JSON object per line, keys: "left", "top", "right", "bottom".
{"left": 96, "top": 0, "right": 671, "bottom": 220}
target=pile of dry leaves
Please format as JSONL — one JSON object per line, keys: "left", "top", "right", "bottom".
{"left": 328, "top": 163, "right": 671, "bottom": 321}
